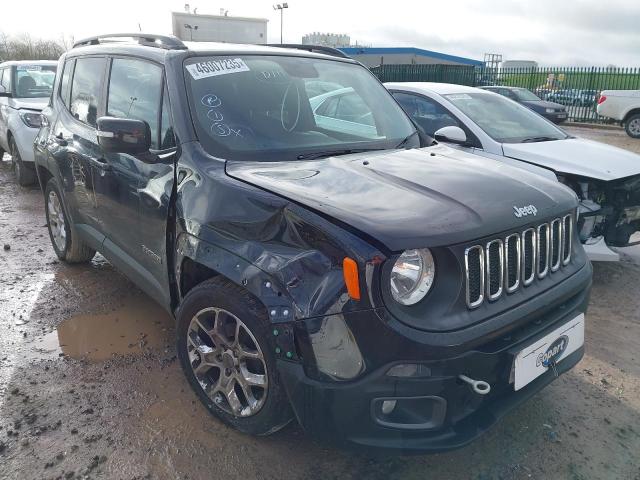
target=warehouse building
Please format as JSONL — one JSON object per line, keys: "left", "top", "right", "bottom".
{"left": 171, "top": 12, "right": 267, "bottom": 44}
{"left": 338, "top": 47, "right": 483, "bottom": 67}
{"left": 302, "top": 32, "right": 351, "bottom": 48}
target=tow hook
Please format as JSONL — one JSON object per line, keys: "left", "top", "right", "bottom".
{"left": 458, "top": 375, "right": 491, "bottom": 395}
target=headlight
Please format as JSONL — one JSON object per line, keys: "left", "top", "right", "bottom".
{"left": 390, "top": 248, "right": 435, "bottom": 305}
{"left": 19, "top": 111, "right": 43, "bottom": 128}
{"left": 545, "top": 108, "right": 555, "bottom": 114}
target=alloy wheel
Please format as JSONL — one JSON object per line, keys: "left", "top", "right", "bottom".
{"left": 629, "top": 118, "right": 640, "bottom": 137}
{"left": 47, "top": 191, "right": 67, "bottom": 252}
{"left": 187, "top": 307, "right": 268, "bottom": 417}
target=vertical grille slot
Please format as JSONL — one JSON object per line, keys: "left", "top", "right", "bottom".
{"left": 537, "top": 223, "right": 550, "bottom": 278}
{"left": 522, "top": 228, "right": 536, "bottom": 286}
{"left": 550, "top": 218, "right": 562, "bottom": 272}
{"left": 463, "top": 212, "right": 573, "bottom": 309}
{"left": 562, "top": 214, "right": 572, "bottom": 265}
{"left": 486, "top": 239, "right": 504, "bottom": 300}
{"left": 504, "top": 233, "right": 520, "bottom": 293}
{"left": 465, "top": 246, "right": 484, "bottom": 309}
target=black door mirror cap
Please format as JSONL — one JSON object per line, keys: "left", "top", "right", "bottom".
{"left": 96, "top": 116, "right": 151, "bottom": 155}
{"left": 0, "top": 91, "right": 12, "bottom": 98}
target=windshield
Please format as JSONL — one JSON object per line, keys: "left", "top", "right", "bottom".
{"left": 184, "top": 55, "right": 417, "bottom": 161}
{"left": 513, "top": 88, "right": 541, "bottom": 102}
{"left": 444, "top": 92, "right": 568, "bottom": 143}
{"left": 13, "top": 65, "right": 57, "bottom": 98}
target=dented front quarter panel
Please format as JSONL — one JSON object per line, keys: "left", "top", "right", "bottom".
{"left": 173, "top": 142, "right": 385, "bottom": 322}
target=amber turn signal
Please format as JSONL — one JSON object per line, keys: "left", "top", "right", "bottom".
{"left": 343, "top": 257, "right": 361, "bottom": 301}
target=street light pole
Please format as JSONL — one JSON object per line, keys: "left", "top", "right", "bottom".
{"left": 273, "top": 3, "right": 289, "bottom": 44}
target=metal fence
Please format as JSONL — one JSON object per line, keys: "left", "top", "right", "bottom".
{"left": 370, "top": 64, "right": 477, "bottom": 86}
{"left": 370, "top": 64, "right": 640, "bottom": 124}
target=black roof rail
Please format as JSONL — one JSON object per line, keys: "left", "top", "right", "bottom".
{"left": 266, "top": 44, "right": 350, "bottom": 59}
{"left": 73, "top": 33, "right": 187, "bottom": 50}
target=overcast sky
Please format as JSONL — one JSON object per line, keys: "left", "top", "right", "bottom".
{"left": 2, "top": 0, "right": 639, "bottom": 66}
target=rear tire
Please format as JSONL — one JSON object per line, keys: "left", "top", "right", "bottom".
{"left": 44, "top": 179, "right": 96, "bottom": 263}
{"left": 624, "top": 113, "right": 640, "bottom": 139}
{"left": 176, "top": 277, "right": 293, "bottom": 436}
{"left": 10, "top": 137, "right": 36, "bottom": 186}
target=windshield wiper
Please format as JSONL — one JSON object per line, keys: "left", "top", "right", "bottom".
{"left": 296, "top": 148, "right": 383, "bottom": 160}
{"left": 520, "top": 136, "right": 560, "bottom": 143}
{"left": 395, "top": 130, "right": 420, "bottom": 149}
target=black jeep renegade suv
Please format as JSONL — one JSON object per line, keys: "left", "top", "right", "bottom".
{"left": 34, "top": 34, "right": 592, "bottom": 453}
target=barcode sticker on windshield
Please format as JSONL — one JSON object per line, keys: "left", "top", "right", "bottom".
{"left": 17, "top": 65, "right": 42, "bottom": 71}
{"left": 186, "top": 59, "right": 250, "bottom": 80}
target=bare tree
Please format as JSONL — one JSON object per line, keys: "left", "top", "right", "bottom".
{"left": 0, "top": 32, "right": 65, "bottom": 62}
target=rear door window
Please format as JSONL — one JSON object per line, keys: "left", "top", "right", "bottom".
{"left": 70, "top": 57, "right": 107, "bottom": 127}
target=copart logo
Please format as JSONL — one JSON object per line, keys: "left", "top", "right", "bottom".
{"left": 513, "top": 204, "right": 538, "bottom": 218}
{"left": 536, "top": 335, "right": 569, "bottom": 367}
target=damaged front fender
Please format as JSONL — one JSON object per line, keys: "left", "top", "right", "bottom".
{"left": 174, "top": 148, "right": 386, "bottom": 324}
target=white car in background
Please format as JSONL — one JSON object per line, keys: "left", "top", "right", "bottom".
{"left": 309, "top": 86, "right": 379, "bottom": 138}
{"left": 596, "top": 90, "right": 640, "bottom": 138}
{"left": 0, "top": 60, "right": 57, "bottom": 185}
{"left": 386, "top": 82, "right": 640, "bottom": 261}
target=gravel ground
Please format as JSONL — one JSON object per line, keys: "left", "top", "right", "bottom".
{"left": 1, "top": 129, "right": 639, "bottom": 479}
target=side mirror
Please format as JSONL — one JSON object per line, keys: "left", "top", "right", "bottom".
{"left": 433, "top": 126, "right": 467, "bottom": 145}
{"left": 96, "top": 116, "right": 151, "bottom": 155}
{"left": 0, "top": 85, "right": 12, "bottom": 97}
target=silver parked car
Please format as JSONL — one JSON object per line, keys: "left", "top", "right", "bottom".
{"left": 386, "top": 82, "right": 640, "bottom": 261}
{"left": 0, "top": 60, "right": 57, "bottom": 185}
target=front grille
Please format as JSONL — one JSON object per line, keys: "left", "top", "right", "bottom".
{"left": 464, "top": 213, "right": 574, "bottom": 309}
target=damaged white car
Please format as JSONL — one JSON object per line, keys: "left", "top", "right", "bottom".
{"left": 386, "top": 82, "right": 640, "bottom": 261}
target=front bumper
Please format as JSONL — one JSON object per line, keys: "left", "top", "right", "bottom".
{"left": 12, "top": 122, "right": 39, "bottom": 164}
{"left": 279, "top": 262, "right": 591, "bottom": 454}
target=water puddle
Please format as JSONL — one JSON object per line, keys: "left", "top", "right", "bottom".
{"left": 32, "top": 295, "right": 173, "bottom": 361}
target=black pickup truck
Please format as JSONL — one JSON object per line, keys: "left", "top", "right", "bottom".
{"left": 34, "top": 34, "right": 592, "bottom": 453}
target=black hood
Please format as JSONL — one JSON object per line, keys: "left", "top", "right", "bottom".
{"left": 521, "top": 99, "right": 565, "bottom": 111}
{"left": 226, "top": 145, "right": 577, "bottom": 252}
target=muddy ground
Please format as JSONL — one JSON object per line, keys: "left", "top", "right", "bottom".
{"left": 1, "top": 126, "right": 639, "bottom": 480}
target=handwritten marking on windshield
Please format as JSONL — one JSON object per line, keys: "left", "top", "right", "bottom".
{"left": 201, "top": 94, "right": 221, "bottom": 108}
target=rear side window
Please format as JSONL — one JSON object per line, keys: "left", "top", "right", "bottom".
{"left": 59, "top": 59, "right": 74, "bottom": 108}
{"left": 70, "top": 57, "right": 107, "bottom": 127}
{"left": 107, "top": 58, "right": 163, "bottom": 149}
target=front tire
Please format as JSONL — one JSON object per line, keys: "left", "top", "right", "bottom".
{"left": 44, "top": 179, "right": 96, "bottom": 263}
{"left": 624, "top": 113, "right": 640, "bottom": 139}
{"left": 176, "top": 278, "right": 293, "bottom": 436}
{"left": 10, "top": 137, "right": 36, "bottom": 186}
